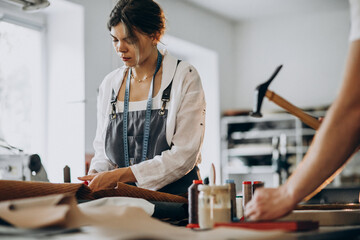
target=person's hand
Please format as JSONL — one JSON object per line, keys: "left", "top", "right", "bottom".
{"left": 78, "top": 170, "right": 118, "bottom": 191}
{"left": 78, "top": 169, "right": 98, "bottom": 185}
{"left": 244, "top": 186, "right": 297, "bottom": 221}
{"left": 78, "top": 167, "right": 136, "bottom": 192}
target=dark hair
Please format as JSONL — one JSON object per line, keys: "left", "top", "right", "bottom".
{"left": 107, "top": 0, "right": 165, "bottom": 43}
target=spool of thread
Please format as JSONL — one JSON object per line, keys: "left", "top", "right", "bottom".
{"left": 188, "top": 180, "right": 203, "bottom": 227}
{"left": 225, "top": 179, "right": 237, "bottom": 221}
{"left": 242, "top": 181, "right": 252, "bottom": 211}
{"left": 252, "top": 181, "right": 264, "bottom": 194}
{"left": 63, "top": 165, "right": 71, "bottom": 183}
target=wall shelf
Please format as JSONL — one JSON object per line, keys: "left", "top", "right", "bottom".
{"left": 221, "top": 111, "right": 325, "bottom": 189}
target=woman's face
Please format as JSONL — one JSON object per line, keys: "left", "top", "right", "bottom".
{"left": 110, "top": 22, "right": 155, "bottom": 67}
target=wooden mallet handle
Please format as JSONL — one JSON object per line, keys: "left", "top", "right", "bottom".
{"left": 266, "top": 90, "right": 320, "bottom": 130}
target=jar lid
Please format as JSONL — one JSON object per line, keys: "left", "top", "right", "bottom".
{"left": 193, "top": 180, "right": 203, "bottom": 184}
{"left": 225, "top": 179, "right": 234, "bottom": 184}
{"left": 242, "top": 181, "right": 252, "bottom": 184}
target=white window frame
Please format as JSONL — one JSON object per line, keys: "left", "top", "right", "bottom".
{"left": 0, "top": 1, "right": 48, "bottom": 166}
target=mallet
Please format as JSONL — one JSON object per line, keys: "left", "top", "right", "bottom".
{"left": 250, "top": 65, "right": 320, "bottom": 130}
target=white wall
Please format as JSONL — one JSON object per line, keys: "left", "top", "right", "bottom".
{"left": 46, "top": 0, "right": 85, "bottom": 182}
{"left": 67, "top": 0, "right": 114, "bottom": 154}
{"left": 157, "top": 0, "right": 237, "bottom": 112}
{"left": 234, "top": 6, "right": 350, "bottom": 112}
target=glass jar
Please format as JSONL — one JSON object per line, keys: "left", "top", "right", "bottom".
{"left": 198, "top": 185, "right": 213, "bottom": 229}
{"left": 211, "top": 185, "right": 231, "bottom": 223}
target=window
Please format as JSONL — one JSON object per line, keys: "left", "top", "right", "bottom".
{"left": 0, "top": 20, "right": 46, "bottom": 157}
{"left": 0, "top": 0, "right": 86, "bottom": 183}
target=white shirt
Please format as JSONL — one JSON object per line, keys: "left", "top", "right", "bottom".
{"left": 89, "top": 50, "right": 206, "bottom": 191}
{"left": 350, "top": 0, "right": 360, "bottom": 41}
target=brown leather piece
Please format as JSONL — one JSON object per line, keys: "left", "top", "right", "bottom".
{"left": 0, "top": 180, "right": 187, "bottom": 203}
{"left": 92, "top": 182, "right": 187, "bottom": 203}
{"left": 0, "top": 180, "right": 92, "bottom": 201}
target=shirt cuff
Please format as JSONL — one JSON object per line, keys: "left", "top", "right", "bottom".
{"left": 130, "top": 164, "right": 152, "bottom": 190}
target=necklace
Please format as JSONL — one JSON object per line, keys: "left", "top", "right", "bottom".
{"left": 130, "top": 71, "right": 152, "bottom": 83}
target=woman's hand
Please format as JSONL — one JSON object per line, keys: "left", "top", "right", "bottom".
{"left": 78, "top": 167, "right": 136, "bottom": 192}
{"left": 78, "top": 171, "right": 117, "bottom": 191}
{"left": 244, "top": 185, "right": 297, "bottom": 221}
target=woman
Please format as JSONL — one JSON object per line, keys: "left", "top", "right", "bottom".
{"left": 245, "top": 0, "right": 360, "bottom": 220}
{"left": 78, "top": 0, "right": 206, "bottom": 195}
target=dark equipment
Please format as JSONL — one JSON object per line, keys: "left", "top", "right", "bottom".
{"left": 0, "top": 154, "right": 43, "bottom": 181}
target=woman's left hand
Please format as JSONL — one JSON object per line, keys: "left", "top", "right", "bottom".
{"left": 78, "top": 171, "right": 117, "bottom": 191}
{"left": 78, "top": 167, "right": 136, "bottom": 192}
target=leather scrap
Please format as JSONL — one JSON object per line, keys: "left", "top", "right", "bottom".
{"left": 0, "top": 180, "right": 187, "bottom": 203}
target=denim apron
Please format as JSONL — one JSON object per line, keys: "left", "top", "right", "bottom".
{"left": 105, "top": 54, "right": 199, "bottom": 195}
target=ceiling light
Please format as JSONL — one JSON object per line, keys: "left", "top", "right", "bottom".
{"left": 3, "top": 0, "right": 50, "bottom": 12}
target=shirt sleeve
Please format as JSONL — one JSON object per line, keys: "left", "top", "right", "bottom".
{"left": 350, "top": 0, "right": 360, "bottom": 42}
{"left": 130, "top": 66, "right": 206, "bottom": 191}
{"left": 89, "top": 76, "right": 117, "bottom": 173}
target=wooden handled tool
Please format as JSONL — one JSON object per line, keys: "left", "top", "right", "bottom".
{"left": 266, "top": 90, "right": 320, "bottom": 130}
{"left": 250, "top": 65, "right": 321, "bottom": 130}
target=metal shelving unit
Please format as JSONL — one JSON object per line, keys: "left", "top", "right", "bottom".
{"left": 221, "top": 112, "right": 324, "bottom": 192}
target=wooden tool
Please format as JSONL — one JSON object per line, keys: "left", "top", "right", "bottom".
{"left": 250, "top": 65, "right": 321, "bottom": 130}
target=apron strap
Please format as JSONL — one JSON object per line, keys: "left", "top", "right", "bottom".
{"left": 159, "top": 60, "right": 182, "bottom": 115}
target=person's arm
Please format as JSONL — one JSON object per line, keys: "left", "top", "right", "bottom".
{"left": 245, "top": 39, "right": 360, "bottom": 221}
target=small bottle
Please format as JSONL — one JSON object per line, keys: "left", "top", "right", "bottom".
{"left": 188, "top": 180, "right": 203, "bottom": 227}
{"left": 252, "top": 181, "right": 264, "bottom": 194}
{"left": 225, "top": 179, "right": 237, "bottom": 221}
{"left": 242, "top": 181, "right": 252, "bottom": 211}
{"left": 211, "top": 185, "right": 231, "bottom": 223}
{"left": 198, "top": 185, "right": 213, "bottom": 229}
